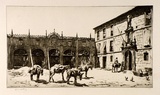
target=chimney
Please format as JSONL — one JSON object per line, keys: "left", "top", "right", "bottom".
{"left": 11, "top": 29, "right": 13, "bottom": 37}
{"left": 46, "top": 30, "right": 47, "bottom": 38}
{"left": 28, "top": 29, "right": 30, "bottom": 38}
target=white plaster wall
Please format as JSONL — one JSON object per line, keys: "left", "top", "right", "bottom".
{"left": 95, "top": 12, "right": 152, "bottom": 70}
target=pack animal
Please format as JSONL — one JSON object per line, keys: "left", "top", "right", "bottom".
{"left": 66, "top": 68, "right": 84, "bottom": 85}
{"left": 78, "top": 64, "right": 92, "bottom": 78}
{"left": 112, "top": 63, "right": 121, "bottom": 73}
{"left": 49, "top": 64, "right": 69, "bottom": 82}
{"left": 28, "top": 65, "right": 43, "bottom": 81}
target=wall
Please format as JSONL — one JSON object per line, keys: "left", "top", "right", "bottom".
{"left": 7, "top": 33, "right": 97, "bottom": 69}
{"left": 94, "top": 7, "right": 152, "bottom": 71}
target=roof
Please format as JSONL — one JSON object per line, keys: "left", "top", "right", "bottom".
{"left": 93, "top": 6, "right": 152, "bottom": 30}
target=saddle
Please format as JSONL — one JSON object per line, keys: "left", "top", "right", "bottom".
{"left": 54, "top": 64, "right": 64, "bottom": 72}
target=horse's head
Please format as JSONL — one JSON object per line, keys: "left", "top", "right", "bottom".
{"left": 28, "top": 67, "right": 36, "bottom": 74}
{"left": 64, "top": 65, "right": 70, "bottom": 71}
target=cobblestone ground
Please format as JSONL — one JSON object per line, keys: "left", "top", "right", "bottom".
{"left": 7, "top": 67, "right": 152, "bottom": 88}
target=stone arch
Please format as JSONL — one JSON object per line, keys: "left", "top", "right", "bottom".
{"left": 13, "top": 49, "right": 28, "bottom": 68}
{"left": 78, "top": 49, "right": 90, "bottom": 56}
{"left": 32, "top": 49, "right": 45, "bottom": 66}
{"left": 63, "top": 49, "right": 75, "bottom": 65}
{"left": 78, "top": 49, "right": 90, "bottom": 65}
{"left": 49, "top": 49, "right": 60, "bottom": 67}
{"left": 125, "top": 50, "right": 132, "bottom": 70}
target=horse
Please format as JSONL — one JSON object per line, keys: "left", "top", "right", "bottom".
{"left": 66, "top": 68, "right": 84, "bottom": 85}
{"left": 78, "top": 64, "right": 93, "bottom": 78}
{"left": 49, "top": 64, "right": 69, "bottom": 82}
{"left": 112, "top": 63, "right": 121, "bottom": 73}
{"left": 28, "top": 65, "right": 43, "bottom": 81}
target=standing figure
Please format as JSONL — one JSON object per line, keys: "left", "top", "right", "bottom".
{"left": 126, "top": 15, "right": 133, "bottom": 44}
{"left": 127, "top": 15, "right": 132, "bottom": 29}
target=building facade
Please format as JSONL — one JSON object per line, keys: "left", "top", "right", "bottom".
{"left": 7, "top": 30, "right": 97, "bottom": 69}
{"left": 94, "top": 6, "right": 152, "bottom": 71}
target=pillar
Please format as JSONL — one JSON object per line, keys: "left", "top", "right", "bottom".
{"left": 75, "top": 33, "right": 79, "bottom": 67}
{"left": 60, "top": 45, "right": 63, "bottom": 65}
{"left": 46, "top": 48, "right": 50, "bottom": 69}
{"left": 132, "top": 50, "right": 136, "bottom": 71}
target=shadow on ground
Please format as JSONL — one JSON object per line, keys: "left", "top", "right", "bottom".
{"left": 54, "top": 80, "right": 67, "bottom": 83}
{"left": 75, "top": 83, "right": 89, "bottom": 87}
{"left": 83, "top": 77, "right": 94, "bottom": 79}
{"left": 35, "top": 79, "right": 49, "bottom": 84}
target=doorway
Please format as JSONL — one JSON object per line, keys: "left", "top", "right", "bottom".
{"left": 32, "top": 49, "right": 44, "bottom": 67}
{"left": 125, "top": 50, "right": 132, "bottom": 70}
{"left": 103, "top": 57, "right": 106, "bottom": 68}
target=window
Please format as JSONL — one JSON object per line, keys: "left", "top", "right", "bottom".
{"left": 145, "top": 9, "right": 152, "bottom": 25}
{"left": 97, "top": 31, "right": 100, "bottom": 40}
{"left": 103, "top": 28, "right": 106, "bottom": 38}
{"left": 110, "top": 40, "right": 113, "bottom": 52}
{"left": 97, "top": 43, "right": 101, "bottom": 53}
{"left": 111, "top": 25, "right": 113, "bottom": 36}
{"left": 110, "top": 55, "right": 113, "bottom": 62}
{"left": 144, "top": 28, "right": 151, "bottom": 47}
{"left": 144, "top": 52, "right": 149, "bottom": 61}
{"left": 103, "top": 46, "right": 106, "bottom": 54}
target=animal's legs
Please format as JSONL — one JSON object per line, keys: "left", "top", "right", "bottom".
{"left": 49, "top": 72, "right": 55, "bottom": 82}
{"left": 37, "top": 74, "right": 40, "bottom": 81}
{"left": 85, "top": 70, "right": 88, "bottom": 78}
{"left": 62, "top": 72, "right": 65, "bottom": 81}
{"left": 74, "top": 76, "right": 77, "bottom": 85}
{"left": 30, "top": 74, "right": 33, "bottom": 80}
{"left": 66, "top": 75, "right": 71, "bottom": 84}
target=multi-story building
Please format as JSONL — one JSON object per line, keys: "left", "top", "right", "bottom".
{"left": 7, "top": 30, "right": 97, "bottom": 69}
{"left": 94, "top": 6, "right": 152, "bottom": 71}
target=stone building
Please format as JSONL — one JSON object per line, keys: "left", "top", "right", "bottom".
{"left": 7, "top": 30, "right": 97, "bottom": 69}
{"left": 93, "top": 6, "right": 152, "bottom": 71}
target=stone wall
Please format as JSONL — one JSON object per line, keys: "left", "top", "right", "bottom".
{"left": 94, "top": 6, "right": 152, "bottom": 71}
{"left": 7, "top": 33, "right": 97, "bottom": 69}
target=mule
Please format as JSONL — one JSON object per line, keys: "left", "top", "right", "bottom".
{"left": 28, "top": 65, "right": 43, "bottom": 81}
{"left": 112, "top": 63, "right": 121, "bottom": 73}
{"left": 49, "top": 64, "right": 69, "bottom": 82}
{"left": 78, "top": 64, "right": 93, "bottom": 78}
{"left": 66, "top": 68, "right": 84, "bottom": 85}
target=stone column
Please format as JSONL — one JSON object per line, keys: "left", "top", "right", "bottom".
{"left": 26, "top": 48, "right": 31, "bottom": 67}
{"left": 132, "top": 50, "right": 136, "bottom": 71}
{"left": 122, "top": 50, "right": 125, "bottom": 70}
{"left": 46, "top": 48, "right": 50, "bottom": 69}
{"left": 75, "top": 36, "right": 79, "bottom": 67}
{"left": 60, "top": 45, "right": 63, "bottom": 65}
{"left": 8, "top": 44, "right": 11, "bottom": 69}
{"left": 125, "top": 50, "right": 130, "bottom": 70}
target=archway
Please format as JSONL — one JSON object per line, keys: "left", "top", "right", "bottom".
{"left": 78, "top": 49, "right": 90, "bottom": 65}
{"left": 63, "top": 49, "right": 75, "bottom": 65}
{"left": 13, "top": 49, "right": 28, "bottom": 68}
{"left": 49, "top": 49, "right": 60, "bottom": 67}
{"left": 32, "top": 49, "right": 44, "bottom": 66}
{"left": 125, "top": 50, "right": 132, "bottom": 70}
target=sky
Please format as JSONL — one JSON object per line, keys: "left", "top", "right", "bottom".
{"left": 7, "top": 6, "right": 135, "bottom": 38}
